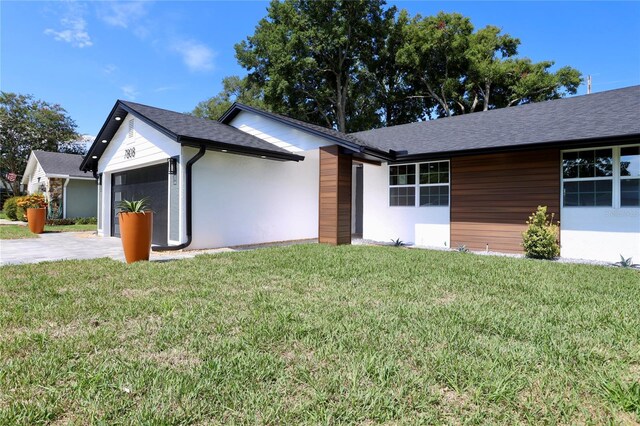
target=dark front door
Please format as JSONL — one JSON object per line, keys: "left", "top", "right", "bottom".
{"left": 111, "top": 164, "right": 168, "bottom": 245}
{"left": 354, "top": 164, "right": 363, "bottom": 236}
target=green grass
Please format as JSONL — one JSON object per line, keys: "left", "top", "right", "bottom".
{"left": 1, "top": 245, "right": 638, "bottom": 424}
{"left": 0, "top": 224, "right": 96, "bottom": 239}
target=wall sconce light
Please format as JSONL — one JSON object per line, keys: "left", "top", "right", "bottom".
{"left": 167, "top": 157, "right": 177, "bottom": 175}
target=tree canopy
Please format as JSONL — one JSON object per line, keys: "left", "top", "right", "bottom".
{"left": 195, "top": 1, "right": 582, "bottom": 131}
{"left": 0, "top": 92, "right": 81, "bottom": 195}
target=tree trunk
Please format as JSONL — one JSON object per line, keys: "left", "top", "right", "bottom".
{"left": 483, "top": 81, "right": 491, "bottom": 111}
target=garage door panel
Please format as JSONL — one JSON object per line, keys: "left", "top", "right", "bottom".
{"left": 111, "top": 164, "right": 168, "bottom": 246}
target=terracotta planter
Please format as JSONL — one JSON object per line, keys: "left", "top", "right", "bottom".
{"left": 118, "top": 211, "right": 153, "bottom": 264}
{"left": 26, "top": 208, "right": 46, "bottom": 234}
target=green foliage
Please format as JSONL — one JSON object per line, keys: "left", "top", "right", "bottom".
{"left": 456, "top": 244, "right": 469, "bottom": 253}
{"left": 16, "top": 193, "right": 47, "bottom": 209}
{"left": 2, "top": 196, "right": 20, "bottom": 220}
{"left": 613, "top": 255, "right": 639, "bottom": 269}
{"left": 192, "top": 75, "right": 266, "bottom": 120}
{"left": 522, "top": 206, "right": 560, "bottom": 259}
{"left": 0, "top": 92, "right": 81, "bottom": 195}
{"left": 228, "top": 5, "right": 582, "bottom": 131}
{"left": 397, "top": 12, "right": 582, "bottom": 117}
{"left": 390, "top": 238, "right": 405, "bottom": 246}
{"left": 234, "top": 0, "right": 393, "bottom": 132}
{"left": 601, "top": 378, "right": 640, "bottom": 416}
{"left": 74, "top": 216, "right": 97, "bottom": 225}
{"left": 45, "top": 218, "right": 76, "bottom": 226}
{"left": 117, "top": 198, "right": 151, "bottom": 213}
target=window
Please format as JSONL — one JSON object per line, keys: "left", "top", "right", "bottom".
{"left": 561, "top": 145, "right": 640, "bottom": 208}
{"left": 620, "top": 146, "right": 640, "bottom": 207}
{"left": 419, "top": 162, "right": 449, "bottom": 206}
{"left": 562, "top": 149, "right": 613, "bottom": 206}
{"left": 389, "top": 161, "right": 449, "bottom": 207}
{"left": 389, "top": 164, "right": 415, "bottom": 206}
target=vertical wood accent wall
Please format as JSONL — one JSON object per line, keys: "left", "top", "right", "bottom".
{"left": 450, "top": 149, "right": 560, "bottom": 253}
{"left": 319, "top": 145, "right": 352, "bottom": 245}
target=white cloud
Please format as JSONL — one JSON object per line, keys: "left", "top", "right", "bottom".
{"left": 44, "top": 15, "right": 92, "bottom": 48}
{"left": 171, "top": 39, "right": 215, "bottom": 72}
{"left": 153, "top": 85, "right": 178, "bottom": 93}
{"left": 121, "top": 85, "right": 139, "bottom": 100}
{"left": 98, "top": 1, "right": 149, "bottom": 34}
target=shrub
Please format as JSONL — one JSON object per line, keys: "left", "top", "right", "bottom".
{"left": 522, "top": 206, "right": 560, "bottom": 259}
{"left": 2, "top": 196, "right": 20, "bottom": 221}
{"left": 75, "top": 217, "right": 97, "bottom": 225}
{"left": 16, "top": 193, "right": 47, "bottom": 209}
{"left": 46, "top": 218, "right": 76, "bottom": 226}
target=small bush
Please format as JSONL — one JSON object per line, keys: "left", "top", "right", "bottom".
{"left": 74, "top": 217, "right": 97, "bottom": 225}
{"left": 522, "top": 206, "right": 560, "bottom": 259}
{"left": 46, "top": 218, "right": 76, "bottom": 226}
{"left": 2, "top": 196, "right": 20, "bottom": 220}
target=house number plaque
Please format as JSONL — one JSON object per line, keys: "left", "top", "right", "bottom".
{"left": 124, "top": 147, "right": 136, "bottom": 159}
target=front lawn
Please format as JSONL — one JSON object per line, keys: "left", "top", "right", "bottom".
{"left": 0, "top": 224, "right": 96, "bottom": 239}
{"left": 0, "top": 245, "right": 638, "bottom": 424}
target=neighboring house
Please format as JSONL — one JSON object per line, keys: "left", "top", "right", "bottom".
{"left": 22, "top": 150, "right": 97, "bottom": 218}
{"left": 81, "top": 86, "right": 640, "bottom": 262}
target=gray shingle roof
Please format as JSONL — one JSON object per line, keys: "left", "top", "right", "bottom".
{"left": 120, "top": 101, "right": 303, "bottom": 158}
{"left": 32, "top": 150, "right": 90, "bottom": 178}
{"left": 352, "top": 86, "right": 640, "bottom": 157}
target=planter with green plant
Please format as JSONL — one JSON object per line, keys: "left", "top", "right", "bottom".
{"left": 16, "top": 194, "right": 48, "bottom": 234}
{"left": 117, "top": 198, "right": 153, "bottom": 264}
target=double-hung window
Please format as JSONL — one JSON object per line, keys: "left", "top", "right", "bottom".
{"left": 562, "top": 149, "right": 613, "bottom": 206}
{"left": 389, "top": 165, "right": 416, "bottom": 206}
{"left": 389, "top": 161, "right": 449, "bottom": 207}
{"left": 419, "top": 161, "right": 449, "bottom": 206}
{"left": 561, "top": 145, "right": 640, "bottom": 208}
{"left": 620, "top": 146, "right": 640, "bottom": 207}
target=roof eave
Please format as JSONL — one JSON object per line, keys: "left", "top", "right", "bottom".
{"left": 390, "top": 133, "right": 640, "bottom": 163}
{"left": 180, "top": 137, "right": 305, "bottom": 162}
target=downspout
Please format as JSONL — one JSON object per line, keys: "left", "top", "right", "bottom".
{"left": 153, "top": 145, "right": 206, "bottom": 251}
{"left": 63, "top": 178, "right": 70, "bottom": 219}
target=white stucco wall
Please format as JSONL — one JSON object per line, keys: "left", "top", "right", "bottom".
{"left": 560, "top": 208, "right": 640, "bottom": 262}
{"left": 188, "top": 147, "right": 321, "bottom": 249}
{"left": 96, "top": 116, "right": 180, "bottom": 237}
{"left": 362, "top": 163, "right": 450, "bottom": 248}
{"left": 228, "top": 110, "right": 334, "bottom": 152}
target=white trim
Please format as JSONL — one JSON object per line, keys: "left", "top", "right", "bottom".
{"left": 561, "top": 144, "right": 640, "bottom": 209}
{"left": 389, "top": 160, "right": 450, "bottom": 207}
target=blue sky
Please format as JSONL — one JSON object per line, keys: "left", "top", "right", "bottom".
{"left": 1, "top": 1, "right": 639, "bottom": 136}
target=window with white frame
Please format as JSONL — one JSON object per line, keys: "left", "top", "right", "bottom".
{"left": 620, "top": 146, "right": 640, "bottom": 207}
{"left": 562, "top": 148, "right": 613, "bottom": 207}
{"left": 419, "top": 161, "right": 449, "bottom": 206}
{"left": 561, "top": 145, "right": 640, "bottom": 208}
{"left": 389, "top": 164, "right": 416, "bottom": 206}
{"left": 389, "top": 161, "right": 449, "bottom": 207}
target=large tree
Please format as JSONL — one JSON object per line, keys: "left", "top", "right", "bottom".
{"left": 398, "top": 12, "right": 582, "bottom": 117}
{"left": 0, "top": 92, "right": 81, "bottom": 195}
{"left": 192, "top": 75, "right": 266, "bottom": 120}
{"left": 235, "top": 0, "right": 391, "bottom": 133}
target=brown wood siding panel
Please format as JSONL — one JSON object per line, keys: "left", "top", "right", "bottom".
{"left": 319, "top": 145, "right": 352, "bottom": 245}
{"left": 451, "top": 149, "right": 560, "bottom": 253}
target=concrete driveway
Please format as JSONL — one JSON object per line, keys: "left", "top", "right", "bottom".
{"left": 0, "top": 231, "right": 234, "bottom": 266}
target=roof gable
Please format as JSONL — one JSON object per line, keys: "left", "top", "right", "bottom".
{"left": 81, "top": 100, "right": 305, "bottom": 171}
{"left": 23, "top": 151, "right": 89, "bottom": 182}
